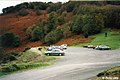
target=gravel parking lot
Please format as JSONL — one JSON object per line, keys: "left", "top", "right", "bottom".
{"left": 0, "top": 47, "right": 120, "bottom": 80}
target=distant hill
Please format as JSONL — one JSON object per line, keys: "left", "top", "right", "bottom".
{"left": 0, "top": 1, "right": 120, "bottom": 52}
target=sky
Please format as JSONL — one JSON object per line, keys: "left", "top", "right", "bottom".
{"left": 0, "top": 0, "right": 69, "bottom": 13}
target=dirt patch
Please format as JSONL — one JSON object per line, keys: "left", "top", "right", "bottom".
{"left": 55, "top": 35, "right": 92, "bottom": 46}
{"left": 5, "top": 41, "right": 43, "bottom": 52}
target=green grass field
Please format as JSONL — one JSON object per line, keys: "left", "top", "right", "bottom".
{"left": 73, "top": 30, "right": 120, "bottom": 49}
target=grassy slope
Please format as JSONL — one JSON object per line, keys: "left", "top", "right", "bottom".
{"left": 96, "top": 66, "right": 120, "bottom": 80}
{"left": 73, "top": 30, "right": 120, "bottom": 49}
{"left": 0, "top": 49, "right": 58, "bottom": 76}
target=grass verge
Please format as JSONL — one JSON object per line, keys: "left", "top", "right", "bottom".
{"left": 95, "top": 66, "right": 120, "bottom": 80}
{"left": 0, "top": 49, "right": 58, "bottom": 76}
{"left": 72, "top": 30, "right": 120, "bottom": 49}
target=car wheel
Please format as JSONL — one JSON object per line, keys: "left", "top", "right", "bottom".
{"left": 59, "top": 53, "right": 62, "bottom": 56}
{"left": 47, "top": 53, "right": 50, "bottom": 56}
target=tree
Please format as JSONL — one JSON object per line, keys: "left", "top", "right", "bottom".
{"left": 25, "top": 27, "right": 32, "bottom": 39}
{"left": 62, "top": 23, "right": 72, "bottom": 38}
{"left": 45, "top": 29, "right": 63, "bottom": 45}
{"left": 1, "top": 32, "right": 20, "bottom": 48}
{"left": 36, "top": 10, "right": 42, "bottom": 16}
{"left": 64, "top": 2, "right": 76, "bottom": 12}
{"left": 58, "top": 16, "right": 65, "bottom": 25}
{"left": 82, "top": 14, "right": 104, "bottom": 35}
{"left": 31, "top": 25, "right": 44, "bottom": 42}
{"left": 45, "top": 12, "right": 58, "bottom": 33}
{"left": 70, "top": 15, "right": 83, "bottom": 34}
{"left": 13, "top": 35, "right": 20, "bottom": 47}
{"left": 1, "top": 32, "right": 14, "bottom": 47}
{"left": 47, "top": 2, "right": 62, "bottom": 13}
{"left": 29, "top": 2, "right": 48, "bottom": 10}
{"left": 18, "top": 9, "right": 29, "bottom": 16}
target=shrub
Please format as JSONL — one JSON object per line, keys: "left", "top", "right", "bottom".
{"left": 47, "top": 2, "right": 62, "bottom": 13}
{"left": 64, "top": 2, "right": 76, "bottom": 12}
{"left": 36, "top": 10, "right": 42, "bottom": 16}
{"left": 82, "top": 14, "right": 104, "bottom": 35}
{"left": 13, "top": 35, "right": 20, "bottom": 47}
{"left": 44, "top": 12, "right": 58, "bottom": 34}
{"left": 58, "top": 16, "right": 65, "bottom": 25}
{"left": 18, "top": 9, "right": 29, "bottom": 16}
{"left": 1, "top": 32, "right": 20, "bottom": 48}
{"left": 83, "top": 32, "right": 88, "bottom": 38}
{"left": 97, "top": 72, "right": 105, "bottom": 77}
{"left": 3, "top": 54, "right": 17, "bottom": 62}
{"left": 1, "top": 32, "right": 14, "bottom": 47}
{"left": 1, "top": 64, "right": 18, "bottom": 72}
{"left": 62, "top": 24, "right": 72, "bottom": 38}
{"left": 30, "top": 24, "right": 44, "bottom": 42}
{"left": 70, "top": 15, "right": 83, "bottom": 34}
{"left": 45, "top": 29, "right": 63, "bottom": 45}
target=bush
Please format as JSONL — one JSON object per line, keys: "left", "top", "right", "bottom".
{"left": 1, "top": 64, "right": 18, "bottom": 72}
{"left": 45, "top": 29, "right": 63, "bottom": 45}
{"left": 3, "top": 54, "right": 17, "bottom": 62}
{"left": 62, "top": 24, "right": 72, "bottom": 38}
{"left": 30, "top": 24, "right": 44, "bottom": 42}
{"left": 1, "top": 32, "right": 20, "bottom": 48}
{"left": 70, "top": 15, "right": 83, "bottom": 34}
{"left": 1, "top": 32, "right": 14, "bottom": 47}
{"left": 18, "top": 9, "right": 29, "bottom": 16}
{"left": 13, "top": 35, "right": 20, "bottom": 47}
{"left": 44, "top": 12, "right": 58, "bottom": 34}
{"left": 58, "top": 16, "right": 65, "bottom": 25}
{"left": 82, "top": 14, "right": 104, "bottom": 35}
{"left": 47, "top": 2, "right": 62, "bottom": 13}
{"left": 64, "top": 2, "right": 76, "bottom": 12}
{"left": 1, "top": 62, "right": 50, "bottom": 73}
{"left": 83, "top": 32, "right": 88, "bottom": 38}
{"left": 36, "top": 10, "right": 42, "bottom": 16}
{"left": 97, "top": 72, "right": 105, "bottom": 77}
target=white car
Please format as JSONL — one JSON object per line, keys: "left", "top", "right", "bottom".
{"left": 61, "top": 44, "right": 67, "bottom": 49}
{"left": 47, "top": 46, "right": 63, "bottom": 51}
{"left": 45, "top": 49, "right": 65, "bottom": 56}
{"left": 95, "top": 45, "right": 111, "bottom": 50}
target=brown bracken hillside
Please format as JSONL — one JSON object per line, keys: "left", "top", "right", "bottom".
{"left": 0, "top": 10, "right": 48, "bottom": 51}
{"left": 0, "top": 10, "right": 92, "bottom": 52}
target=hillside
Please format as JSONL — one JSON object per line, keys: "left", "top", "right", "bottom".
{"left": 0, "top": 1, "right": 120, "bottom": 52}
{"left": 0, "top": 10, "right": 48, "bottom": 41}
{"left": 0, "top": 10, "right": 48, "bottom": 51}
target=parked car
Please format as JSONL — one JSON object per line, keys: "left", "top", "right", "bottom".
{"left": 87, "top": 45, "right": 96, "bottom": 49}
{"left": 61, "top": 44, "right": 67, "bottom": 49}
{"left": 45, "top": 49, "right": 65, "bottom": 56}
{"left": 47, "top": 46, "right": 63, "bottom": 51}
{"left": 83, "top": 45, "right": 96, "bottom": 49}
{"left": 95, "top": 45, "right": 111, "bottom": 50}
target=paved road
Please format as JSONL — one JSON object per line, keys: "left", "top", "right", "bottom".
{"left": 0, "top": 47, "right": 120, "bottom": 80}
